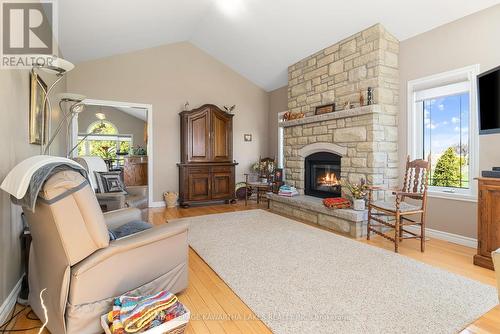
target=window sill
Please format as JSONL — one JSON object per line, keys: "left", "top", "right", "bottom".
{"left": 427, "top": 190, "right": 477, "bottom": 203}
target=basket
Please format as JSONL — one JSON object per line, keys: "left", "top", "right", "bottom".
{"left": 101, "top": 306, "right": 190, "bottom": 334}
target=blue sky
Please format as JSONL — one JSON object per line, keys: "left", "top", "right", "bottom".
{"left": 423, "top": 93, "right": 469, "bottom": 157}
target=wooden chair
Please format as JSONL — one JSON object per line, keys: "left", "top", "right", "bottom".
{"left": 367, "top": 155, "right": 431, "bottom": 253}
{"left": 244, "top": 157, "right": 275, "bottom": 206}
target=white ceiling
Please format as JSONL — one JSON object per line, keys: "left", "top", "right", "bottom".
{"left": 59, "top": 0, "right": 500, "bottom": 91}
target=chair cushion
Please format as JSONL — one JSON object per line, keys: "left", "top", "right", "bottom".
{"left": 371, "top": 200, "right": 421, "bottom": 213}
{"left": 95, "top": 171, "right": 126, "bottom": 193}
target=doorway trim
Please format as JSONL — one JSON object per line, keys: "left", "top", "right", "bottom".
{"left": 71, "top": 99, "right": 155, "bottom": 207}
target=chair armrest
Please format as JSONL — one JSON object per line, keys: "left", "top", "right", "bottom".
{"left": 69, "top": 221, "right": 189, "bottom": 304}
{"left": 103, "top": 207, "right": 142, "bottom": 230}
{"left": 73, "top": 221, "right": 188, "bottom": 274}
{"left": 96, "top": 192, "right": 125, "bottom": 211}
{"left": 392, "top": 191, "right": 424, "bottom": 198}
{"left": 126, "top": 185, "right": 148, "bottom": 197}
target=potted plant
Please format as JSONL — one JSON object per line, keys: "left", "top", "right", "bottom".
{"left": 342, "top": 178, "right": 369, "bottom": 211}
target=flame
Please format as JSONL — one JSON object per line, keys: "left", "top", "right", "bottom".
{"left": 318, "top": 172, "right": 339, "bottom": 186}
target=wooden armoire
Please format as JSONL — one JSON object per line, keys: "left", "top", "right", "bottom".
{"left": 177, "top": 104, "right": 237, "bottom": 207}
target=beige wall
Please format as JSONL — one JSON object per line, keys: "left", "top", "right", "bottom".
{"left": 78, "top": 105, "right": 147, "bottom": 148}
{"left": 67, "top": 42, "right": 270, "bottom": 202}
{"left": 268, "top": 86, "right": 288, "bottom": 158}
{"left": 0, "top": 70, "right": 66, "bottom": 307}
{"left": 399, "top": 4, "right": 500, "bottom": 238}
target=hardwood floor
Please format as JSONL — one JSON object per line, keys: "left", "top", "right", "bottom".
{"left": 4, "top": 202, "right": 499, "bottom": 333}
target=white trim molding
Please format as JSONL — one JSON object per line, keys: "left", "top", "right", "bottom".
{"left": 405, "top": 226, "right": 477, "bottom": 249}
{"left": 407, "top": 64, "right": 480, "bottom": 202}
{"left": 0, "top": 277, "right": 23, "bottom": 325}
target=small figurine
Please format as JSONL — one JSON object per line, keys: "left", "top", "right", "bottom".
{"left": 343, "top": 101, "right": 350, "bottom": 110}
{"left": 367, "top": 87, "right": 373, "bottom": 105}
{"left": 223, "top": 105, "right": 236, "bottom": 113}
{"left": 184, "top": 101, "right": 190, "bottom": 110}
{"left": 359, "top": 90, "right": 365, "bottom": 106}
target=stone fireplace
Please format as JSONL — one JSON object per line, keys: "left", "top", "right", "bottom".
{"left": 282, "top": 24, "right": 400, "bottom": 201}
{"left": 268, "top": 24, "right": 400, "bottom": 239}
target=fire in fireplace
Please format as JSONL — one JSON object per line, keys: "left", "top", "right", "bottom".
{"left": 304, "top": 152, "right": 341, "bottom": 198}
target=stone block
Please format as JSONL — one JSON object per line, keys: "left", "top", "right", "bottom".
{"left": 317, "top": 54, "right": 334, "bottom": 67}
{"left": 292, "top": 208, "right": 318, "bottom": 224}
{"left": 351, "top": 157, "right": 367, "bottom": 167}
{"left": 334, "top": 127, "right": 367, "bottom": 142}
{"left": 339, "top": 39, "right": 357, "bottom": 58}
{"left": 291, "top": 81, "right": 311, "bottom": 97}
{"left": 313, "top": 126, "right": 328, "bottom": 135}
{"left": 304, "top": 66, "right": 328, "bottom": 80}
{"left": 328, "top": 59, "right": 344, "bottom": 75}
{"left": 318, "top": 214, "right": 351, "bottom": 234}
{"left": 348, "top": 66, "right": 367, "bottom": 82}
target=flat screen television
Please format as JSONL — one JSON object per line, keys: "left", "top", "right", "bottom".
{"left": 478, "top": 65, "right": 500, "bottom": 134}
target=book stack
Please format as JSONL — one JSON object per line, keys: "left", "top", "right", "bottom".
{"left": 278, "top": 185, "right": 299, "bottom": 197}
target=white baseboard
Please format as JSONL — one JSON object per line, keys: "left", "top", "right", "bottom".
{"left": 0, "top": 276, "right": 23, "bottom": 325}
{"left": 405, "top": 226, "right": 477, "bottom": 248}
{"left": 149, "top": 201, "right": 166, "bottom": 208}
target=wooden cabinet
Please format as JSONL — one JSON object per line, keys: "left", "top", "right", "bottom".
{"left": 124, "top": 156, "right": 148, "bottom": 186}
{"left": 474, "top": 178, "right": 500, "bottom": 270}
{"left": 178, "top": 104, "right": 237, "bottom": 207}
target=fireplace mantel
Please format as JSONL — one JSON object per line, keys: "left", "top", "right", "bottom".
{"left": 279, "top": 104, "right": 381, "bottom": 128}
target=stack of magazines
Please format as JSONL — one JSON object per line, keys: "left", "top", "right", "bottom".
{"left": 278, "top": 185, "right": 299, "bottom": 197}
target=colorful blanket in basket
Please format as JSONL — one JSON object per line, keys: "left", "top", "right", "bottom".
{"left": 107, "top": 290, "right": 185, "bottom": 333}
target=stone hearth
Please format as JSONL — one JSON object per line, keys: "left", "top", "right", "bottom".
{"left": 268, "top": 194, "right": 368, "bottom": 238}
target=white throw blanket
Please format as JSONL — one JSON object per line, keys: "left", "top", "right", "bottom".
{"left": 0, "top": 155, "right": 83, "bottom": 199}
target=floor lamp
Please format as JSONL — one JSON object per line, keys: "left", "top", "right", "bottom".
{"left": 31, "top": 55, "right": 75, "bottom": 155}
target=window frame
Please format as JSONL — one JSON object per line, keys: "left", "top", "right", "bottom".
{"left": 407, "top": 65, "right": 480, "bottom": 202}
{"left": 78, "top": 121, "right": 134, "bottom": 157}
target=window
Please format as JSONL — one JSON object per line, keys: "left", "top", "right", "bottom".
{"left": 277, "top": 111, "right": 286, "bottom": 169}
{"left": 407, "top": 65, "right": 479, "bottom": 201}
{"left": 77, "top": 121, "right": 133, "bottom": 160}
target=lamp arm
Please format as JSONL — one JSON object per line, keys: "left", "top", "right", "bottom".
{"left": 43, "top": 110, "right": 74, "bottom": 155}
{"left": 66, "top": 131, "right": 94, "bottom": 158}
{"left": 34, "top": 70, "right": 65, "bottom": 154}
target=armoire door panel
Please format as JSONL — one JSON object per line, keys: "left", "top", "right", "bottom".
{"left": 212, "top": 172, "right": 232, "bottom": 199}
{"left": 483, "top": 185, "right": 500, "bottom": 255}
{"left": 211, "top": 111, "right": 231, "bottom": 161}
{"left": 188, "top": 170, "right": 211, "bottom": 201}
{"left": 187, "top": 110, "right": 210, "bottom": 162}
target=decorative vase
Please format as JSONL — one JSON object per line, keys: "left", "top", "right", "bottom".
{"left": 163, "top": 191, "right": 179, "bottom": 208}
{"left": 353, "top": 198, "right": 365, "bottom": 211}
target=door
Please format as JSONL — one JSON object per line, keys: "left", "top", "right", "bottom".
{"left": 187, "top": 168, "right": 211, "bottom": 201}
{"left": 480, "top": 182, "right": 500, "bottom": 257}
{"left": 211, "top": 109, "right": 231, "bottom": 162}
{"left": 187, "top": 109, "right": 210, "bottom": 162}
{"left": 211, "top": 166, "right": 233, "bottom": 200}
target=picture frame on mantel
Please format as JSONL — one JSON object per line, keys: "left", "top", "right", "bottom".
{"left": 29, "top": 72, "right": 49, "bottom": 145}
{"left": 315, "top": 103, "right": 335, "bottom": 115}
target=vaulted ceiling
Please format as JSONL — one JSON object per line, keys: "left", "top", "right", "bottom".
{"left": 59, "top": 0, "right": 500, "bottom": 91}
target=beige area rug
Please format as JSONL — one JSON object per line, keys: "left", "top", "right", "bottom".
{"left": 173, "top": 209, "right": 498, "bottom": 334}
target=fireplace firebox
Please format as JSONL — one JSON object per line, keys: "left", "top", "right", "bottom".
{"left": 304, "top": 152, "right": 341, "bottom": 198}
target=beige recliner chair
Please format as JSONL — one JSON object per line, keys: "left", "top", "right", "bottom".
{"left": 24, "top": 170, "right": 188, "bottom": 334}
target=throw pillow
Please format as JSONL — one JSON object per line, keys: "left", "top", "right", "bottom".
{"left": 108, "top": 220, "right": 152, "bottom": 240}
{"left": 95, "top": 171, "right": 126, "bottom": 193}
